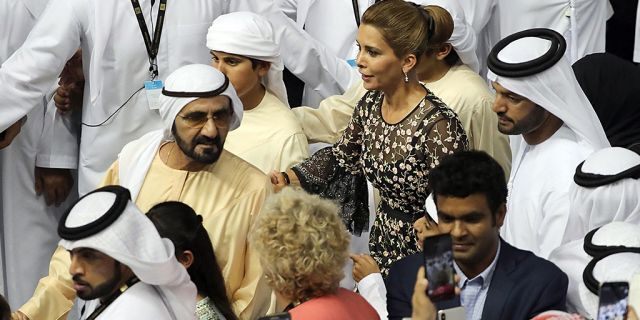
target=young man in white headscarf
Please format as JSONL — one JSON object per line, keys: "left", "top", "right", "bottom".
{"left": 206, "top": 12, "right": 308, "bottom": 174}
{"left": 487, "top": 28, "right": 610, "bottom": 259}
{"left": 20, "top": 64, "right": 273, "bottom": 320}
{"left": 57, "top": 185, "right": 196, "bottom": 320}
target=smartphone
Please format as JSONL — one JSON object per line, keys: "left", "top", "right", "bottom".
{"left": 437, "top": 306, "right": 466, "bottom": 320}
{"left": 597, "top": 281, "right": 629, "bottom": 320}
{"left": 257, "top": 312, "right": 291, "bottom": 320}
{"left": 423, "top": 234, "right": 456, "bottom": 302}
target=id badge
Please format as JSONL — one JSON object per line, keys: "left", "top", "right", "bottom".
{"left": 346, "top": 41, "right": 359, "bottom": 69}
{"left": 144, "top": 80, "right": 163, "bottom": 110}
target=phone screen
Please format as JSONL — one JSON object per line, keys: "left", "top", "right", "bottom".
{"left": 423, "top": 234, "right": 456, "bottom": 302}
{"left": 598, "top": 281, "right": 629, "bottom": 320}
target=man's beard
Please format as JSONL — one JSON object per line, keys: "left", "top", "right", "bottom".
{"left": 73, "top": 262, "right": 123, "bottom": 301}
{"left": 174, "top": 131, "right": 223, "bottom": 164}
{"left": 496, "top": 106, "right": 547, "bottom": 136}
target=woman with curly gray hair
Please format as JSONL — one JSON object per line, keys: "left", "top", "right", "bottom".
{"left": 251, "top": 188, "right": 379, "bottom": 319}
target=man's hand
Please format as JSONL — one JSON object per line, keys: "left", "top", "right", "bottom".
{"left": 55, "top": 50, "right": 84, "bottom": 114}
{"left": 0, "top": 120, "right": 24, "bottom": 150}
{"left": 350, "top": 254, "right": 381, "bottom": 283}
{"left": 34, "top": 167, "right": 74, "bottom": 207}
{"left": 11, "top": 311, "right": 30, "bottom": 320}
{"left": 53, "top": 84, "right": 83, "bottom": 114}
{"left": 411, "top": 267, "right": 436, "bottom": 320}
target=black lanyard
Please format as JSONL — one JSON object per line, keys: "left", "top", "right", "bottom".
{"left": 131, "top": 0, "right": 167, "bottom": 79}
{"left": 352, "top": 0, "right": 360, "bottom": 27}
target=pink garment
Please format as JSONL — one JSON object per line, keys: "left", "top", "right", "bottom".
{"left": 531, "top": 310, "right": 584, "bottom": 320}
{"left": 289, "top": 288, "right": 380, "bottom": 320}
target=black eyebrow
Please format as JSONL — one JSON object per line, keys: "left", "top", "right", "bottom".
{"left": 437, "top": 211, "right": 485, "bottom": 221}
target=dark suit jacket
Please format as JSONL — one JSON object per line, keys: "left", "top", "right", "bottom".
{"left": 385, "top": 239, "right": 568, "bottom": 320}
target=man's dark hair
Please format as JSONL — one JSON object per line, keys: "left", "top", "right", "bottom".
{"left": 0, "top": 294, "right": 9, "bottom": 320}
{"left": 429, "top": 151, "right": 507, "bottom": 215}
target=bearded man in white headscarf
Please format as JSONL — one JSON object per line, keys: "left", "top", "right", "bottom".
{"left": 206, "top": 12, "right": 308, "bottom": 174}
{"left": 58, "top": 185, "right": 196, "bottom": 320}
{"left": 21, "top": 64, "right": 274, "bottom": 320}
{"left": 487, "top": 28, "right": 610, "bottom": 259}
{"left": 549, "top": 147, "right": 640, "bottom": 317}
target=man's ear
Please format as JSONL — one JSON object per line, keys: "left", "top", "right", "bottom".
{"left": 256, "top": 61, "right": 271, "bottom": 78}
{"left": 401, "top": 53, "right": 418, "bottom": 75}
{"left": 177, "top": 250, "right": 195, "bottom": 269}
{"left": 435, "top": 43, "right": 453, "bottom": 61}
{"left": 495, "top": 203, "right": 507, "bottom": 228}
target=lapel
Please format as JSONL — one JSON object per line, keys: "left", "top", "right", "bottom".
{"left": 480, "top": 239, "right": 518, "bottom": 320}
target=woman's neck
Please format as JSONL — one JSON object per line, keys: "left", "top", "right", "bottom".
{"left": 381, "top": 80, "right": 426, "bottom": 123}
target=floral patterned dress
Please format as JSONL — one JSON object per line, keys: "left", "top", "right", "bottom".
{"left": 293, "top": 86, "right": 469, "bottom": 275}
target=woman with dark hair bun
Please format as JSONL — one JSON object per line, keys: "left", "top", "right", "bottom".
{"left": 147, "top": 201, "right": 237, "bottom": 320}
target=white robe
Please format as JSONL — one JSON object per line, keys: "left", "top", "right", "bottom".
{"left": 496, "top": 0, "right": 612, "bottom": 63}
{"left": 223, "top": 91, "right": 308, "bottom": 173}
{"left": 0, "top": 0, "right": 272, "bottom": 196}
{"left": 77, "top": 281, "right": 191, "bottom": 320}
{"left": 457, "top": 0, "right": 499, "bottom": 78}
{"left": 0, "top": 0, "right": 78, "bottom": 308}
{"left": 501, "top": 125, "right": 594, "bottom": 259}
{"left": 276, "top": 0, "right": 371, "bottom": 106}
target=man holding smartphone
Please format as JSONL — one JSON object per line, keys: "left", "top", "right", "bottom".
{"left": 386, "top": 150, "right": 568, "bottom": 320}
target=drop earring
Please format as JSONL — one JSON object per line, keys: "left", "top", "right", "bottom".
{"left": 404, "top": 71, "right": 409, "bottom": 83}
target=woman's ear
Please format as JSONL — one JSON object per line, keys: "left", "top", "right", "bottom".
{"left": 177, "top": 250, "right": 195, "bottom": 269}
{"left": 402, "top": 53, "right": 418, "bottom": 75}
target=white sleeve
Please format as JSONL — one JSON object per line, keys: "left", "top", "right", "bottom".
{"left": 0, "top": 0, "right": 82, "bottom": 132}
{"left": 277, "top": 0, "right": 299, "bottom": 21}
{"left": 458, "top": 0, "right": 498, "bottom": 34}
{"left": 267, "top": 10, "right": 360, "bottom": 101}
{"left": 226, "top": 0, "right": 276, "bottom": 15}
{"left": 357, "top": 273, "right": 388, "bottom": 320}
{"left": 35, "top": 91, "right": 80, "bottom": 169}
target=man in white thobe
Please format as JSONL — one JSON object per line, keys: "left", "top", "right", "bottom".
{"left": 276, "top": 0, "right": 372, "bottom": 106}
{"left": 0, "top": 0, "right": 276, "bottom": 197}
{"left": 58, "top": 185, "right": 196, "bottom": 320}
{"left": 550, "top": 222, "right": 640, "bottom": 318}
{"left": 549, "top": 147, "right": 640, "bottom": 317}
{"left": 487, "top": 28, "right": 609, "bottom": 259}
{"left": 206, "top": 12, "right": 308, "bottom": 173}
{"left": 0, "top": 0, "right": 79, "bottom": 309}
{"left": 497, "top": 0, "right": 613, "bottom": 63}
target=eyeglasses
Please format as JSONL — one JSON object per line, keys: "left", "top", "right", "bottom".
{"left": 177, "top": 109, "right": 232, "bottom": 129}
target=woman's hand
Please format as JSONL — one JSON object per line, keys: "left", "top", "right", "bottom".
{"left": 270, "top": 171, "right": 288, "bottom": 193}
{"left": 350, "top": 254, "right": 381, "bottom": 282}
{"left": 269, "top": 170, "right": 299, "bottom": 192}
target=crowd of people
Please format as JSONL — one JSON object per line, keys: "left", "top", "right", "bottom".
{"left": 0, "top": 0, "right": 639, "bottom": 319}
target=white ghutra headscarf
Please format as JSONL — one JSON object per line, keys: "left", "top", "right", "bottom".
{"left": 58, "top": 186, "right": 196, "bottom": 320}
{"left": 207, "top": 11, "right": 289, "bottom": 106}
{"left": 117, "top": 64, "right": 243, "bottom": 201}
